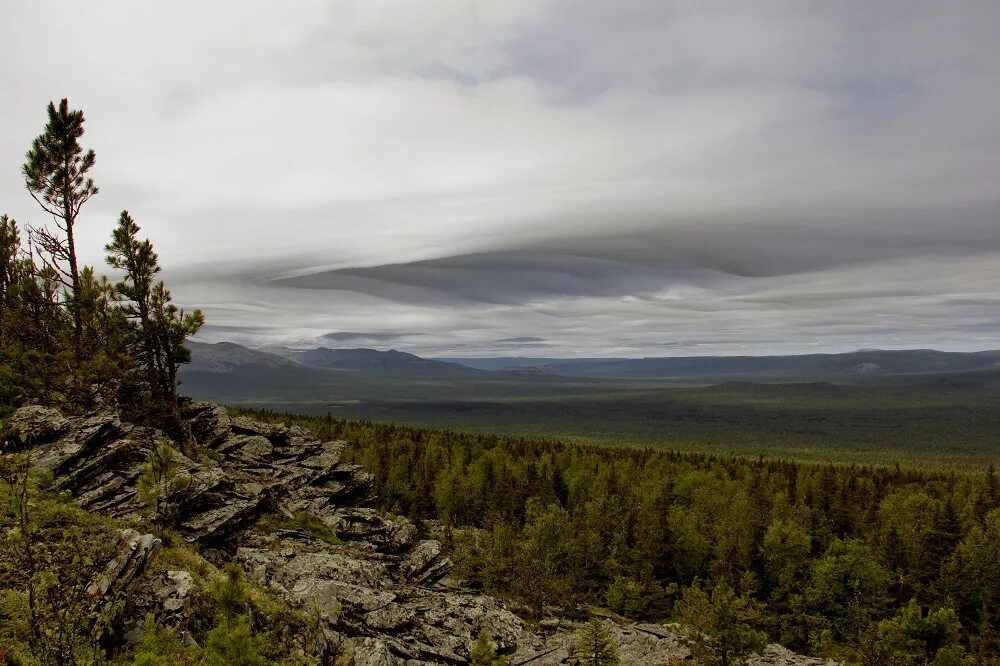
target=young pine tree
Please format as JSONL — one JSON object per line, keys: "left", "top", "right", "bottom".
{"left": 205, "top": 564, "right": 265, "bottom": 666}
{"left": 573, "top": 619, "right": 619, "bottom": 666}
{"left": 137, "top": 440, "right": 190, "bottom": 526}
{"left": 150, "top": 281, "right": 204, "bottom": 416}
{"left": 470, "top": 630, "right": 506, "bottom": 666}
{"left": 678, "top": 581, "right": 766, "bottom": 666}
{"left": 22, "top": 99, "right": 99, "bottom": 359}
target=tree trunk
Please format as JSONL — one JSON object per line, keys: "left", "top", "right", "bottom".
{"left": 64, "top": 193, "right": 82, "bottom": 360}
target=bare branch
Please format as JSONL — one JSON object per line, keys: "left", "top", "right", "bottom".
{"left": 26, "top": 189, "right": 63, "bottom": 220}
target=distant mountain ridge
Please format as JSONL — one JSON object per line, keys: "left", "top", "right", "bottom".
{"left": 182, "top": 342, "right": 1000, "bottom": 406}
{"left": 181, "top": 342, "right": 493, "bottom": 404}
{"left": 437, "top": 349, "right": 1000, "bottom": 380}
{"left": 260, "top": 345, "right": 483, "bottom": 377}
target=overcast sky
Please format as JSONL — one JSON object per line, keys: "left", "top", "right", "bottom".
{"left": 3, "top": 1, "right": 999, "bottom": 357}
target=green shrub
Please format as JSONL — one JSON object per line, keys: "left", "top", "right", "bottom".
{"left": 258, "top": 512, "right": 341, "bottom": 545}
{"left": 131, "top": 613, "right": 203, "bottom": 665}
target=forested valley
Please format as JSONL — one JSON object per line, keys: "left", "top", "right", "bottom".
{"left": 243, "top": 408, "right": 1000, "bottom": 665}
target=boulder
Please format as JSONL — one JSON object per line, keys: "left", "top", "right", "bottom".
{"left": 88, "top": 529, "right": 161, "bottom": 603}
{"left": 152, "top": 570, "right": 195, "bottom": 628}
{"left": 8, "top": 405, "right": 69, "bottom": 443}
{"left": 352, "top": 638, "right": 399, "bottom": 666}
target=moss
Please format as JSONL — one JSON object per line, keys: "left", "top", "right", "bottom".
{"left": 150, "top": 546, "right": 218, "bottom": 583}
{"left": 201, "top": 447, "right": 223, "bottom": 463}
{"left": 258, "top": 512, "right": 342, "bottom": 546}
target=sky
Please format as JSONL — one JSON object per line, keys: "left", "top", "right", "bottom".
{"left": 2, "top": 1, "right": 999, "bottom": 357}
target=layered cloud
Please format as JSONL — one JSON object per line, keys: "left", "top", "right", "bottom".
{"left": 1, "top": 1, "right": 998, "bottom": 355}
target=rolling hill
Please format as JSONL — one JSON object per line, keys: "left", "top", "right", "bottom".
{"left": 438, "top": 349, "right": 1000, "bottom": 382}
{"left": 180, "top": 342, "right": 1000, "bottom": 467}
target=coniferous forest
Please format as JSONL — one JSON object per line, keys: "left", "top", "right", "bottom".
{"left": 243, "top": 408, "right": 1000, "bottom": 665}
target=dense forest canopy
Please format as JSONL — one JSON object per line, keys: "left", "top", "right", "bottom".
{"left": 243, "top": 408, "right": 1000, "bottom": 665}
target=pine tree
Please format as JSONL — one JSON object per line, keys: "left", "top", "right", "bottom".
{"left": 105, "top": 210, "right": 163, "bottom": 406}
{"left": 137, "top": 440, "right": 190, "bottom": 526}
{"left": 0, "top": 215, "right": 20, "bottom": 319}
{"left": 105, "top": 210, "right": 203, "bottom": 422}
{"left": 679, "top": 581, "right": 767, "bottom": 666}
{"left": 150, "top": 281, "right": 204, "bottom": 418}
{"left": 205, "top": 564, "right": 265, "bottom": 666}
{"left": 22, "top": 99, "right": 99, "bottom": 359}
{"left": 573, "top": 619, "right": 619, "bottom": 666}
{"left": 470, "top": 630, "right": 506, "bottom": 666}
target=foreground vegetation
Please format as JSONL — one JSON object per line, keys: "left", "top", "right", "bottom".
{"left": 243, "top": 408, "right": 1000, "bottom": 665}
{"left": 0, "top": 445, "right": 329, "bottom": 664}
{"left": 0, "top": 101, "right": 292, "bottom": 664}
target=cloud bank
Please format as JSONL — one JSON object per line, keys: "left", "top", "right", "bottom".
{"left": 2, "top": 1, "right": 998, "bottom": 356}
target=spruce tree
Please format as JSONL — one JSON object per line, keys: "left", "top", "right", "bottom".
{"left": 573, "top": 619, "right": 619, "bottom": 666}
{"left": 22, "top": 99, "right": 99, "bottom": 359}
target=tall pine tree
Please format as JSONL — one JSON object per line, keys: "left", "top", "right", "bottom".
{"left": 22, "top": 99, "right": 99, "bottom": 359}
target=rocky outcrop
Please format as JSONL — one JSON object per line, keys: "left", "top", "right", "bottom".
{"left": 8, "top": 402, "right": 840, "bottom": 665}
{"left": 9, "top": 401, "right": 528, "bottom": 663}
{"left": 496, "top": 619, "right": 839, "bottom": 666}
{"left": 88, "top": 528, "right": 162, "bottom": 611}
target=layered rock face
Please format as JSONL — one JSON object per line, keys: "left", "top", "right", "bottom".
{"left": 8, "top": 402, "right": 838, "bottom": 665}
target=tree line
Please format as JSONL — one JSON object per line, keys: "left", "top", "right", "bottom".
{"left": 242, "top": 409, "right": 1000, "bottom": 665}
{"left": 0, "top": 99, "right": 203, "bottom": 430}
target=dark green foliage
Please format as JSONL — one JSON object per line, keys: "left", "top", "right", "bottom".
{"left": 874, "top": 599, "right": 964, "bottom": 665}
{"left": 137, "top": 440, "right": 191, "bottom": 526}
{"left": 804, "top": 539, "right": 889, "bottom": 649}
{"left": 0, "top": 447, "right": 120, "bottom": 665}
{"left": 243, "top": 409, "right": 1000, "bottom": 663}
{"left": 678, "top": 581, "right": 766, "bottom": 666}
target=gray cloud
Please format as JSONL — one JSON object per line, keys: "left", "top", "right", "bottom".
{"left": 321, "top": 331, "right": 426, "bottom": 342}
{"left": 497, "top": 337, "right": 546, "bottom": 344}
{"left": 2, "top": 2, "right": 999, "bottom": 356}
